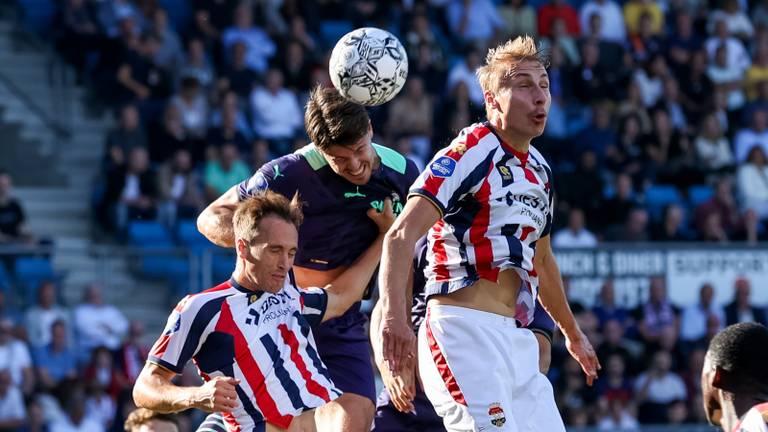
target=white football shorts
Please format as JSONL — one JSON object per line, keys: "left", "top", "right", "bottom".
{"left": 417, "top": 304, "right": 565, "bottom": 432}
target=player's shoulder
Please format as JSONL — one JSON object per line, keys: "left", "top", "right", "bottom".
{"left": 175, "top": 281, "right": 236, "bottom": 313}
{"left": 444, "top": 122, "right": 502, "bottom": 158}
{"left": 261, "top": 147, "right": 312, "bottom": 174}
{"left": 527, "top": 145, "right": 552, "bottom": 170}
{"left": 737, "top": 402, "right": 768, "bottom": 432}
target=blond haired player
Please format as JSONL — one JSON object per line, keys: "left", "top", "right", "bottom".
{"left": 376, "top": 36, "right": 600, "bottom": 431}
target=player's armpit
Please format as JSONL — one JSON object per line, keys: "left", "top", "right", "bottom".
{"left": 197, "top": 185, "right": 240, "bottom": 247}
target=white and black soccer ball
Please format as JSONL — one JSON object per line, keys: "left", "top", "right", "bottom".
{"left": 328, "top": 27, "right": 408, "bottom": 106}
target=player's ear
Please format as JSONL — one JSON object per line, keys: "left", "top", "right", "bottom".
{"left": 484, "top": 90, "right": 500, "bottom": 113}
{"left": 235, "top": 238, "right": 249, "bottom": 259}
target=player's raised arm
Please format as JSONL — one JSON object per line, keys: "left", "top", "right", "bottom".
{"left": 133, "top": 363, "right": 240, "bottom": 414}
{"left": 197, "top": 185, "right": 240, "bottom": 248}
{"left": 321, "top": 198, "right": 396, "bottom": 321}
{"left": 534, "top": 234, "right": 600, "bottom": 385}
{"left": 378, "top": 196, "right": 439, "bottom": 372}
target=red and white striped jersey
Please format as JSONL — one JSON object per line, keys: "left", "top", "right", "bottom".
{"left": 734, "top": 402, "right": 768, "bottom": 432}
{"left": 409, "top": 122, "right": 554, "bottom": 326}
{"left": 148, "top": 275, "right": 340, "bottom": 431}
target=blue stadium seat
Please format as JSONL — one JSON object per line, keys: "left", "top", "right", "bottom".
{"left": 320, "top": 20, "right": 354, "bottom": 49}
{"left": 17, "top": 0, "right": 58, "bottom": 38}
{"left": 644, "top": 185, "right": 684, "bottom": 221}
{"left": 159, "top": 0, "right": 192, "bottom": 32}
{"left": 0, "top": 264, "right": 10, "bottom": 294}
{"left": 176, "top": 220, "right": 214, "bottom": 250}
{"left": 689, "top": 185, "right": 715, "bottom": 208}
{"left": 13, "top": 257, "right": 56, "bottom": 305}
{"left": 128, "top": 221, "right": 173, "bottom": 247}
{"left": 212, "top": 253, "right": 236, "bottom": 283}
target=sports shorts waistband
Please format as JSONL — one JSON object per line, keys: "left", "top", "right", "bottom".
{"left": 426, "top": 304, "right": 519, "bottom": 328}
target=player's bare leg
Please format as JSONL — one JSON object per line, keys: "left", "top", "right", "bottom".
{"left": 314, "top": 393, "right": 375, "bottom": 432}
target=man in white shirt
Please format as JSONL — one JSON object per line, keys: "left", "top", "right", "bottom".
{"left": 249, "top": 68, "right": 302, "bottom": 154}
{"left": 553, "top": 208, "right": 598, "bottom": 248}
{"left": 74, "top": 284, "right": 129, "bottom": 353}
{"left": 0, "top": 320, "right": 33, "bottom": 397}
{"left": 579, "top": 0, "right": 626, "bottom": 42}
{"left": 680, "top": 283, "right": 725, "bottom": 342}
{"left": 735, "top": 110, "right": 768, "bottom": 162}
{"left": 0, "top": 369, "right": 25, "bottom": 430}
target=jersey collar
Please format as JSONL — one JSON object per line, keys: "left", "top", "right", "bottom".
{"left": 229, "top": 276, "right": 265, "bottom": 296}
{"left": 484, "top": 121, "right": 537, "bottom": 168}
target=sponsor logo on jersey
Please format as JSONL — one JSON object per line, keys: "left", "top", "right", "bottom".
{"left": 452, "top": 142, "right": 467, "bottom": 155}
{"left": 430, "top": 156, "right": 456, "bottom": 178}
{"left": 488, "top": 402, "right": 506, "bottom": 427}
{"left": 344, "top": 186, "right": 366, "bottom": 198}
{"left": 164, "top": 314, "right": 181, "bottom": 335}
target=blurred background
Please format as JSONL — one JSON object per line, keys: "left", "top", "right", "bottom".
{"left": 0, "top": 0, "right": 767, "bottom": 430}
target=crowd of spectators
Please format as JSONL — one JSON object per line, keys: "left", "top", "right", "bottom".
{"left": 0, "top": 0, "right": 762, "bottom": 430}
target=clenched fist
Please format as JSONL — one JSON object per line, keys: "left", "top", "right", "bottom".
{"left": 194, "top": 376, "right": 241, "bottom": 412}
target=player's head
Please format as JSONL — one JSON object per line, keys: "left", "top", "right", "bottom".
{"left": 477, "top": 36, "right": 550, "bottom": 143}
{"left": 124, "top": 408, "right": 178, "bottom": 432}
{"left": 701, "top": 322, "right": 768, "bottom": 427}
{"left": 305, "top": 86, "right": 375, "bottom": 185}
{"left": 233, "top": 191, "right": 303, "bottom": 292}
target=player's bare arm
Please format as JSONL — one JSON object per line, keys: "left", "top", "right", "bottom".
{"left": 370, "top": 272, "right": 416, "bottom": 413}
{"left": 197, "top": 185, "right": 239, "bottom": 247}
{"left": 534, "top": 234, "right": 600, "bottom": 385}
{"left": 379, "top": 196, "right": 440, "bottom": 371}
{"left": 322, "top": 198, "right": 395, "bottom": 321}
{"left": 133, "top": 362, "right": 240, "bottom": 414}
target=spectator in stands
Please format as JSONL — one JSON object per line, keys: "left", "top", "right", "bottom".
{"left": 679, "top": 50, "right": 716, "bottom": 127}
{"left": 209, "top": 90, "right": 254, "bottom": 144}
{"left": 633, "top": 54, "right": 668, "bottom": 108}
{"left": 596, "top": 398, "right": 639, "bottom": 430}
{"left": 694, "top": 112, "right": 734, "bottom": 173}
{"left": 95, "top": 0, "right": 143, "bottom": 39}
{"left": 85, "top": 372, "right": 116, "bottom": 430}
{"left": 573, "top": 41, "right": 624, "bottom": 103}
{"left": 116, "top": 321, "right": 148, "bottom": 385}
{"left": 386, "top": 76, "right": 433, "bottom": 163}
{"left": 628, "top": 11, "right": 664, "bottom": 63}
{"left": 0, "top": 292, "right": 20, "bottom": 330}
{"left": 50, "top": 382, "right": 102, "bottom": 432}
{"left": 249, "top": 68, "right": 302, "bottom": 156}
{"left": 559, "top": 150, "right": 605, "bottom": 220}
{"left": 446, "top": 48, "right": 485, "bottom": 107}
{"left": 637, "top": 277, "right": 679, "bottom": 345}
{"left": 104, "top": 104, "right": 146, "bottom": 171}
{"left": 83, "top": 346, "right": 127, "bottom": 401}
{"left": 735, "top": 109, "right": 768, "bottom": 163}
{"left": 56, "top": 0, "right": 101, "bottom": 83}
{"left": 575, "top": 103, "right": 616, "bottom": 161}
{"left": 579, "top": 0, "right": 625, "bottom": 43}
{"left": 103, "top": 147, "right": 159, "bottom": 232}
{"left": 623, "top": 0, "right": 663, "bottom": 37}
{"left": 445, "top": 0, "right": 503, "bottom": 49}
{"left": 604, "top": 207, "right": 649, "bottom": 242}
{"left": 149, "top": 8, "right": 183, "bottom": 72}
{"left": 680, "top": 283, "right": 726, "bottom": 343}
{"left": 707, "top": 43, "right": 747, "bottom": 113}
{"left": 553, "top": 208, "right": 598, "bottom": 248}
{"left": 158, "top": 149, "right": 204, "bottom": 227}
{"left": 404, "top": 14, "right": 447, "bottom": 89}
{"left": 115, "top": 32, "right": 173, "bottom": 117}
{"left": 0, "top": 319, "right": 33, "bottom": 397}
{"left": 497, "top": 0, "right": 537, "bottom": 38}
{"left": 593, "top": 281, "right": 630, "bottom": 327}
{"left": 204, "top": 143, "right": 249, "bottom": 201}
{"left": 616, "top": 82, "right": 652, "bottom": 133}
{"left": 124, "top": 408, "right": 178, "bottom": 432}
{"left": 651, "top": 203, "right": 691, "bottom": 241}
{"left": 708, "top": 0, "right": 754, "bottom": 41}
{"left": 634, "top": 350, "right": 687, "bottom": 423}
{"left": 666, "top": 11, "right": 703, "bottom": 79}
{"left": 221, "top": 3, "right": 275, "bottom": 75}
{"left": 595, "top": 354, "right": 634, "bottom": 403}
{"left": 32, "top": 319, "right": 77, "bottom": 393}
{"left": 737, "top": 145, "right": 768, "bottom": 220}
{"left": 705, "top": 19, "right": 750, "bottom": 74}
{"left": 538, "top": 0, "right": 580, "bottom": 38}
{"left": 724, "top": 277, "right": 767, "bottom": 326}
{"left": 598, "top": 319, "right": 643, "bottom": 374}
{"left": 220, "top": 41, "right": 259, "bottom": 101}
{"left": 659, "top": 77, "right": 688, "bottom": 133}
{"left": 147, "top": 104, "right": 202, "bottom": 165}
{"left": 285, "top": 15, "right": 318, "bottom": 56}
{"left": 0, "top": 170, "right": 35, "bottom": 246}
{"left": 279, "top": 40, "right": 313, "bottom": 95}
{"left": 541, "top": 18, "right": 581, "bottom": 67}
{"left": 695, "top": 176, "right": 758, "bottom": 242}
{"left": 25, "top": 281, "right": 70, "bottom": 350}
{"left": 177, "top": 38, "right": 214, "bottom": 91}
{"left": 641, "top": 107, "right": 697, "bottom": 187}
{"left": 600, "top": 173, "right": 640, "bottom": 228}
{"left": 74, "top": 284, "right": 129, "bottom": 354}
{"left": 744, "top": 39, "right": 768, "bottom": 102}
{"left": 0, "top": 369, "right": 25, "bottom": 431}
{"left": 169, "top": 76, "right": 209, "bottom": 139}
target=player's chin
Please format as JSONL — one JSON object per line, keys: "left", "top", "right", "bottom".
{"left": 345, "top": 170, "right": 371, "bottom": 185}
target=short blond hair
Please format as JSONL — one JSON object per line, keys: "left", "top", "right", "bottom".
{"left": 476, "top": 36, "right": 546, "bottom": 96}
{"left": 124, "top": 408, "right": 178, "bottom": 432}
{"left": 233, "top": 190, "right": 303, "bottom": 243}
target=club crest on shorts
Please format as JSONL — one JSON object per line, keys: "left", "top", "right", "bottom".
{"left": 488, "top": 402, "right": 506, "bottom": 427}
{"left": 430, "top": 156, "right": 456, "bottom": 178}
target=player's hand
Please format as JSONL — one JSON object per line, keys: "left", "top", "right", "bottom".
{"left": 379, "top": 353, "right": 417, "bottom": 413}
{"left": 564, "top": 329, "right": 601, "bottom": 386}
{"left": 381, "top": 314, "right": 417, "bottom": 374}
{"left": 367, "top": 197, "right": 395, "bottom": 233}
{"left": 194, "top": 376, "right": 241, "bottom": 412}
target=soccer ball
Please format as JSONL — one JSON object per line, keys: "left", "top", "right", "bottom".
{"left": 328, "top": 27, "right": 408, "bottom": 106}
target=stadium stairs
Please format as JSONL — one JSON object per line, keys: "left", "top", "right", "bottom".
{"left": 0, "top": 18, "right": 168, "bottom": 342}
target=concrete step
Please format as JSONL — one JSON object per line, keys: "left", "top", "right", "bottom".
{"left": 15, "top": 187, "right": 90, "bottom": 202}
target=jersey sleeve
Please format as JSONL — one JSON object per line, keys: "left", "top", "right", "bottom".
{"left": 408, "top": 131, "right": 496, "bottom": 215}
{"left": 147, "top": 295, "right": 219, "bottom": 373}
{"left": 237, "top": 157, "right": 298, "bottom": 201}
{"left": 527, "top": 300, "right": 555, "bottom": 343}
{"left": 298, "top": 286, "right": 328, "bottom": 327}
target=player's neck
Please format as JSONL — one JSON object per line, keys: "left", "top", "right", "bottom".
{"left": 488, "top": 121, "right": 531, "bottom": 155}
{"left": 723, "top": 394, "right": 767, "bottom": 431}
{"left": 232, "top": 268, "right": 276, "bottom": 293}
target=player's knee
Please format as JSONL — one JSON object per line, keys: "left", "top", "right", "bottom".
{"left": 316, "top": 394, "right": 374, "bottom": 431}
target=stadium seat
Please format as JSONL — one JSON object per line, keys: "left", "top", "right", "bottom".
{"left": 159, "top": 0, "right": 192, "bottom": 32}
{"left": 128, "top": 221, "right": 174, "bottom": 247}
{"left": 320, "top": 20, "right": 354, "bottom": 49}
{"left": 13, "top": 257, "right": 56, "bottom": 305}
{"left": 644, "top": 185, "right": 684, "bottom": 221}
{"left": 16, "top": 0, "right": 58, "bottom": 38}
{"left": 176, "top": 220, "right": 213, "bottom": 250}
{"left": 689, "top": 185, "right": 715, "bottom": 208}
{"left": 0, "top": 264, "right": 10, "bottom": 295}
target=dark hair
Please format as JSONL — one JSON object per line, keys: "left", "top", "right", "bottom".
{"left": 708, "top": 322, "right": 768, "bottom": 389}
{"left": 124, "top": 408, "right": 179, "bottom": 432}
{"left": 304, "top": 86, "right": 370, "bottom": 151}
{"left": 233, "top": 190, "right": 303, "bottom": 242}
